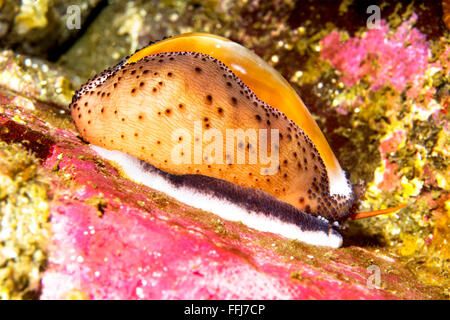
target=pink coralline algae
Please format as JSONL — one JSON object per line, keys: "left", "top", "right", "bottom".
{"left": 379, "top": 129, "right": 407, "bottom": 155}
{"left": 373, "top": 129, "right": 406, "bottom": 192}
{"left": 320, "top": 13, "right": 430, "bottom": 97}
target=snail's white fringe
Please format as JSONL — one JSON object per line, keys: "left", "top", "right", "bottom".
{"left": 91, "top": 145, "right": 343, "bottom": 248}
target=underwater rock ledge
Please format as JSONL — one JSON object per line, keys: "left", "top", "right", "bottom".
{"left": 0, "top": 89, "right": 444, "bottom": 299}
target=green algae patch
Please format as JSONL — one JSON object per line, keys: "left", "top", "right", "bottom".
{"left": 85, "top": 193, "right": 109, "bottom": 218}
{"left": 256, "top": 235, "right": 333, "bottom": 270}
{"left": 0, "top": 141, "right": 50, "bottom": 299}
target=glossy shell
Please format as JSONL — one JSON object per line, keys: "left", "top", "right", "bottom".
{"left": 126, "top": 33, "right": 352, "bottom": 200}
{"left": 70, "top": 33, "right": 356, "bottom": 222}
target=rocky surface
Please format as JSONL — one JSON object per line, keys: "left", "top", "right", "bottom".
{"left": 0, "top": 89, "right": 444, "bottom": 299}
{"left": 0, "top": 0, "right": 103, "bottom": 60}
